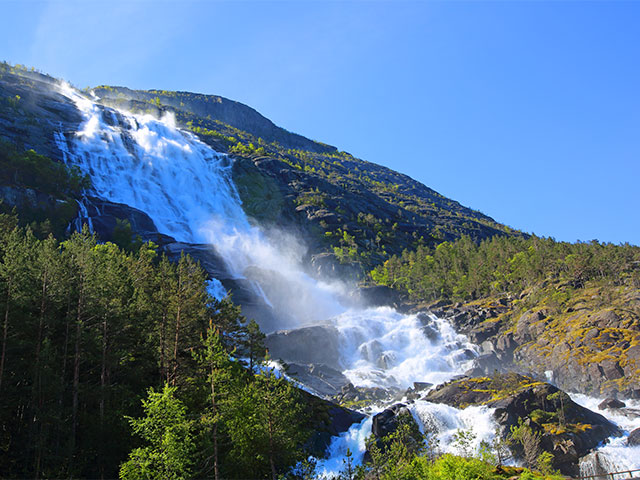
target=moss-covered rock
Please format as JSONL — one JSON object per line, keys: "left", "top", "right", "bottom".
{"left": 425, "top": 374, "right": 620, "bottom": 476}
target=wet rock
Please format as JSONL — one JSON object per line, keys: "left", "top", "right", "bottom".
{"left": 371, "top": 404, "right": 413, "bottom": 439}
{"left": 287, "top": 363, "right": 350, "bottom": 397}
{"left": 364, "top": 403, "right": 423, "bottom": 461}
{"left": 266, "top": 325, "right": 342, "bottom": 371}
{"left": 598, "top": 398, "right": 626, "bottom": 410}
{"left": 628, "top": 428, "right": 640, "bottom": 446}
{"left": 301, "top": 391, "right": 365, "bottom": 457}
{"left": 417, "top": 313, "right": 441, "bottom": 342}
{"left": 413, "top": 382, "right": 432, "bottom": 391}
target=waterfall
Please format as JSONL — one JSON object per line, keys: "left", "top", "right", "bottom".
{"left": 52, "top": 83, "right": 508, "bottom": 475}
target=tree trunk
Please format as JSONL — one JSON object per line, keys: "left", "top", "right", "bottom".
{"left": 32, "top": 270, "right": 48, "bottom": 479}
{"left": 69, "top": 280, "right": 84, "bottom": 472}
{"left": 211, "top": 371, "right": 219, "bottom": 480}
{"left": 171, "top": 305, "right": 181, "bottom": 386}
{"left": 0, "top": 279, "right": 12, "bottom": 392}
{"left": 160, "top": 310, "right": 167, "bottom": 383}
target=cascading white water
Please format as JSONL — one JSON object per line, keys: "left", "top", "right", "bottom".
{"left": 336, "top": 309, "right": 476, "bottom": 390}
{"left": 53, "top": 84, "right": 503, "bottom": 475}
{"left": 572, "top": 394, "right": 640, "bottom": 476}
{"left": 316, "top": 402, "right": 500, "bottom": 476}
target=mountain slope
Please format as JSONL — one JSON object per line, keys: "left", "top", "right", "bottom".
{"left": 92, "top": 85, "right": 519, "bottom": 275}
{"left": 0, "top": 63, "right": 519, "bottom": 278}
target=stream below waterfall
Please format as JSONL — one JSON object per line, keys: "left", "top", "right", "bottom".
{"left": 54, "top": 84, "right": 640, "bottom": 477}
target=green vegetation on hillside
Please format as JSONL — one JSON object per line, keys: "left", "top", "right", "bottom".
{"left": 370, "top": 234, "right": 640, "bottom": 302}
{"left": 0, "top": 140, "right": 88, "bottom": 198}
{"left": 0, "top": 140, "right": 89, "bottom": 237}
{"left": 323, "top": 417, "right": 561, "bottom": 480}
{"left": 0, "top": 216, "right": 311, "bottom": 479}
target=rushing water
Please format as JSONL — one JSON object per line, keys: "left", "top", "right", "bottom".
{"left": 60, "top": 84, "right": 637, "bottom": 477}
{"left": 572, "top": 394, "right": 640, "bottom": 477}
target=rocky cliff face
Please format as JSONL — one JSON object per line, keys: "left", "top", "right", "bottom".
{"left": 428, "top": 284, "right": 640, "bottom": 400}
{"left": 0, "top": 65, "right": 81, "bottom": 161}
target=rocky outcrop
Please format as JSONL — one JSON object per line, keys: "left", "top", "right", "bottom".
{"left": 331, "top": 383, "right": 400, "bottom": 407}
{"left": 598, "top": 398, "right": 626, "bottom": 410}
{"left": 628, "top": 428, "right": 640, "bottom": 446}
{"left": 364, "top": 403, "right": 422, "bottom": 461}
{"left": 267, "top": 325, "right": 343, "bottom": 372}
{"left": 428, "top": 287, "right": 640, "bottom": 400}
{"left": 299, "top": 389, "right": 366, "bottom": 457}
{"left": 0, "top": 68, "right": 81, "bottom": 163}
{"left": 425, "top": 375, "right": 621, "bottom": 476}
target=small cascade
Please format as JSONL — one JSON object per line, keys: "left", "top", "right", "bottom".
{"left": 336, "top": 309, "right": 476, "bottom": 390}
{"left": 572, "top": 394, "right": 640, "bottom": 476}
{"left": 317, "top": 401, "right": 500, "bottom": 477}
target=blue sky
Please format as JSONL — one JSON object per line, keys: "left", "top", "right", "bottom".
{"left": 2, "top": 0, "right": 639, "bottom": 245}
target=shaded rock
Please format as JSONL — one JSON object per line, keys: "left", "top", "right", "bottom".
{"left": 301, "top": 390, "right": 365, "bottom": 457}
{"left": 468, "top": 320, "right": 502, "bottom": 344}
{"left": 628, "top": 428, "right": 640, "bottom": 446}
{"left": 598, "top": 398, "right": 626, "bottom": 410}
{"left": 352, "top": 285, "right": 401, "bottom": 309}
{"left": 413, "top": 382, "right": 432, "bottom": 391}
{"left": 266, "top": 325, "right": 342, "bottom": 371}
{"left": 371, "top": 404, "right": 413, "bottom": 439}
{"left": 287, "top": 363, "right": 350, "bottom": 397}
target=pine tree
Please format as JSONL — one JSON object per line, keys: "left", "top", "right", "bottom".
{"left": 119, "top": 384, "right": 195, "bottom": 480}
{"left": 227, "top": 366, "right": 307, "bottom": 479}
{"left": 192, "top": 323, "right": 238, "bottom": 480}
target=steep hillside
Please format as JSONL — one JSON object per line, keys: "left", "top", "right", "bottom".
{"left": 92, "top": 85, "right": 517, "bottom": 276}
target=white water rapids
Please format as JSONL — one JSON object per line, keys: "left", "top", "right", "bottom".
{"left": 573, "top": 394, "right": 640, "bottom": 478}
{"left": 53, "top": 84, "right": 639, "bottom": 476}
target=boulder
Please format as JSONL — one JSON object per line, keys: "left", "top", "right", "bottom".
{"left": 266, "top": 325, "right": 343, "bottom": 371}
{"left": 287, "top": 363, "right": 350, "bottom": 397}
{"left": 371, "top": 404, "right": 414, "bottom": 439}
{"left": 598, "top": 398, "right": 626, "bottom": 410}
{"left": 628, "top": 428, "right": 640, "bottom": 446}
{"left": 364, "top": 403, "right": 423, "bottom": 462}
